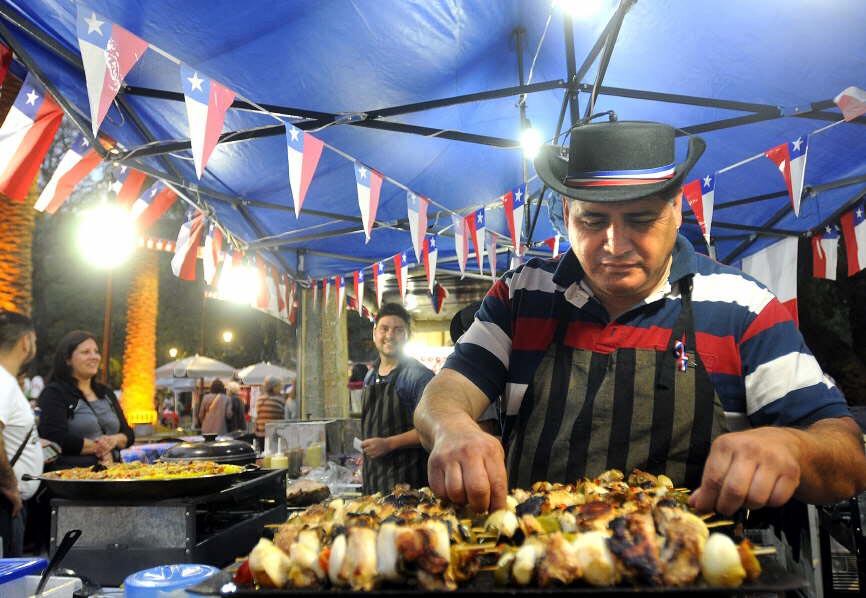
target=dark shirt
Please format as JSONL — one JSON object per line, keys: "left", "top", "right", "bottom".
{"left": 38, "top": 379, "right": 135, "bottom": 456}
{"left": 364, "top": 356, "right": 434, "bottom": 412}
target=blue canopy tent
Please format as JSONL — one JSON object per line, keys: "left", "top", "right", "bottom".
{"left": 1, "top": 0, "right": 864, "bottom": 290}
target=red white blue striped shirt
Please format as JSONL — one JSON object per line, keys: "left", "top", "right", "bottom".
{"left": 444, "top": 235, "right": 850, "bottom": 435}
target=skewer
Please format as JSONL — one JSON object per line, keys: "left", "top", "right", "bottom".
{"left": 454, "top": 542, "right": 499, "bottom": 552}
{"left": 699, "top": 513, "right": 715, "bottom": 521}
{"left": 751, "top": 546, "right": 777, "bottom": 556}
{"left": 706, "top": 520, "right": 735, "bottom": 528}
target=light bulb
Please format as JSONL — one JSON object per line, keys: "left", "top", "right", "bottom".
{"left": 520, "top": 126, "right": 543, "bottom": 160}
{"left": 553, "top": 0, "right": 604, "bottom": 20}
{"left": 77, "top": 203, "right": 136, "bottom": 269}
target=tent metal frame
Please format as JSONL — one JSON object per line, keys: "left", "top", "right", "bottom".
{"left": 0, "top": 1, "right": 862, "bottom": 271}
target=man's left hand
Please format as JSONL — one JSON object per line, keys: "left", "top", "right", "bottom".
{"left": 689, "top": 427, "right": 802, "bottom": 516}
{"left": 361, "top": 437, "right": 392, "bottom": 459}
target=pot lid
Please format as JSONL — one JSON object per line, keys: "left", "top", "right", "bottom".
{"left": 161, "top": 435, "right": 255, "bottom": 462}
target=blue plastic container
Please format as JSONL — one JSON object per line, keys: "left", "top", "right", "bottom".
{"left": 0, "top": 558, "right": 48, "bottom": 597}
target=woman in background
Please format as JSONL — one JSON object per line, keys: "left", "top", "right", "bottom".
{"left": 38, "top": 331, "right": 134, "bottom": 469}
{"left": 198, "top": 379, "right": 231, "bottom": 435}
{"left": 254, "top": 376, "right": 285, "bottom": 451}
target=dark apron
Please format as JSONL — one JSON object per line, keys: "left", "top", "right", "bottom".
{"left": 361, "top": 365, "right": 428, "bottom": 494}
{"left": 507, "top": 276, "right": 727, "bottom": 489}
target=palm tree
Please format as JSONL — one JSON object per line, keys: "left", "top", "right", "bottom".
{"left": 121, "top": 251, "right": 160, "bottom": 425}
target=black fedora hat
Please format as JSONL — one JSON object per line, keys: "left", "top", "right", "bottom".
{"left": 534, "top": 121, "right": 705, "bottom": 202}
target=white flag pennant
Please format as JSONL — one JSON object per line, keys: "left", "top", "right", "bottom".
{"left": 486, "top": 230, "right": 498, "bottom": 279}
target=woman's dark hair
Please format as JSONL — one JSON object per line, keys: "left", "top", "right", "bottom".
{"left": 210, "top": 379, "right": 226, "bottom": 394}
{"left": 49, "top": 330, "right": 98, "bottom": 384}
{"left": 350, "top": 363, "right": 369, "bottom": 382}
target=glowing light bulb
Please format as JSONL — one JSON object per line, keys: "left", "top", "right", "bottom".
{"left": 77, "top": 203, "right": 136, "bottom": 269}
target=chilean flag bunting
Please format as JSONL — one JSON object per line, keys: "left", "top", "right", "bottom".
{"left": 465, "top": 208, "right": 486, "bottom": 274}
{"left": 811, "top": 225, "right": 840, "bottom": 280}
{"left": 765, "top": 136, "right": 808, "bottom": 217}
{"left": 354, "top": 162, "right": 383, "bottom": 242}
{"left": 132, "top": 181, "right": 177, "bottom": 229}
{"left": 0, "top": 73, "right": 63, "bottom": 202}
{"left": 502, "top": 184, "right": 526, "bottom": 255}
{"left": 741, "top": 237, "right": 799, "bottom": 325}
{"left": 353, "top": 270, "right": 365, "bottom": 315}
{"left": 202, "top": 223, "right": 223, "bottom": 285}
{"left": 834, "top": 86, "right": 866, "bottom": 122}
{"left": 76, "top": 7, "right": 148, "bottom": 135}
{"left": 285, "top": 122, "right": 324, "bottom": 217}
{"left": 407, "top": 191, "right": 429, "bottom": 261}
{"left": 422, "top": 235, "right": 438, "bottom": 293}
{"left": 840, "top": 198, "right": 866, "bottom": 276}
{"left": 452, "top": 214, "right": 468, "bottom": 277}
{"left": 171, "top": 212, "right": 205, "bottom": 281}
{"left": 180, "top": 66, "right": 236, "bottom": 179}
{"left": 486, "top": 230, "right": 498, "bottom": 278}
{"left": 111, "top": 164, "right": 148, "bottom": 206}
{"left": 336, "top": 275, "right": 346, "bottom": 316}
{"left": 394, "top": 251, "right": 411, "bottom": 302}
{"left": 682, "top": 174, "right": 715, "bottom": 247}
{"left": 372, "top": 261, "right": 386, "bottom": 307}
{"left": 34, "top": 134, "right": 102, "bottom": 214}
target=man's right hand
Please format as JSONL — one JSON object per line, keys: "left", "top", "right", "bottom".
{"left": 427, "top": 424, "right": 508, "bottom": 513}
{"left": 1, "top": 485, "right": 22, "bottom": 517}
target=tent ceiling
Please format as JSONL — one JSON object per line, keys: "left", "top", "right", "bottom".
{"left": 2, "top": 0, "right": 865, "bottom": 279}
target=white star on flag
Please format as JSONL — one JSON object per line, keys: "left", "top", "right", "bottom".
{"left": 358, "top": 166, "right": 368, "bottom": 180}
{"left": 288, "top": 126, "right": 299, "bottom": 142}
{"left": 85, "top": 12, "right": 104, "bottom": 35}
{"left": 187, "top": 72, "right": 204, "bottom": 92}
{"left": 25, "top": 90, "right": 38, "bottom": 105}
{"left": 792, "top": 137, "right": 803, "bottom": 152}
{"left": 703, "top": 175, "right": 712, "bottom": 188}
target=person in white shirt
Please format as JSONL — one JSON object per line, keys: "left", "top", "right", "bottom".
{"left": 0, "top": 311, "right": 43, "bottom": 556}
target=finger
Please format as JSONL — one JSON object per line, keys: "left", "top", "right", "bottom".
{"left": 766, "top": 473, "right": 798, "bottom": 508}
{"left": 484, "top": 453, "right": 509, "bottom": 511}
{"left": 716, "top": 457, "right": 757, "bottom": 516}
{"left": 444, "top": 460, "right": 467, "bottom": 505}
{"left": 744, "top": 466, "right": 776, "bottom": 510}
{"left": 428, "top": 455, "right": 447, "bottom": 499}
{"left": 461, "top": 457, "right": 491, "bottom": 514}
{"left": 691, "top": 440, "right": 735, "bottom": 513}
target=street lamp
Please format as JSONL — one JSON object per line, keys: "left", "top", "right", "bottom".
{"left": 168, "top": 347, "right": 179, "bottom": 359}
{"left": 222, "top": 330, "right": 234, "bottom": 344}
{"left": 77, "top": 200, "right": 136, "bottom": 383}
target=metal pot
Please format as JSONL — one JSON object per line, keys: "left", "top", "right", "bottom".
{"left": 160, "top": 434, "right": 257, "bottom": 465}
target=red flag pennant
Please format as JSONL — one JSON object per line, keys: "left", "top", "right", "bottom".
{"left": 170, "top": 213, "right": 205, "bottom": 281}
{"left": 285, "top": 123, "right": 324, "bottom": 217}
{"left": 180, "top": 65, "right": 236, "bottom": 178}
{"left": 34, "top": 134, "right": 103, "bottom": 214}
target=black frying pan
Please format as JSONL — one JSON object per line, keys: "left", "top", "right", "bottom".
{"left": 23, "top": 467, "right": 250, "bottom": 501}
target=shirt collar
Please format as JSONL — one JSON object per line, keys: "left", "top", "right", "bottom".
{"left": 551, "top": 233, "right": 697, "bottom": 289}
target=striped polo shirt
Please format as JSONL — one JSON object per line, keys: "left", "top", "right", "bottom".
{"left": 444, "top": 235, "right": 850, "bottom": 438}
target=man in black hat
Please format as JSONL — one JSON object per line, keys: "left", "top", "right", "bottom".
{"left": 415, "top": 121, "right": 866, "bottom": 515}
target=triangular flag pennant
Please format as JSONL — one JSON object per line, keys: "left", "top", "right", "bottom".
{"left": 431, "top": 282, "right": 449, "bottom": 314}
{"left": 422, "top": 235, "right": 438, "bottom": 293}
{"left": 407, "top": 191, "right": 429, "bottom": 261}
{"left": 452, "top": 214, "right": 468, "bottom": 277}
{"left": 35, "top": 134, "right": 103, "bottom": 214}
{"left": 354, "top": 162, "right": 383, "bottom": 242}
{"left": 285, "top": 123, "right": 324, "bottom": 217}
{"left": 682, "top": 174, "right": 716, "bottom": 247}
{"left": 834, "top": 86, "right": 866, "bottom": 122}
{"left": 544, "top": 234, "right": 561, "bottom": 258}
{"left": 76, "top": 7, "right": 148, "bottom": 135}
{"left": 353, "top": 270, "right": 365, "bottom": 315}
{"left": 466, "top": 208, "right": 486, "bottom": 274}
{"left": 394, "top": 251, "right": 411, "bottom": 302}
{"left": 840, "top": 198, "right": 866, "bottom": 276}
{"left": 812, "top": 225, "right": 840, "bottom": 280}
{"left": 111, "top": 164, "right": 148, "bottom": 205}
{"left": 202, "top": 222, "right": 223, "bottom": 285}
{"left": 741, "top": 236, "right": 799, "bottom": 326}
{"left": 486, "top": 230, "right": 498, "bottom": 279}
{"left": 765, "top": 136, "right": 808, "bottom": 217}
{"left": 180, "top": 65, "right": 236, "bottom": 179}
{"left": 170, "top": 212, "right": 205, "bottom": 281}
{"left": 132, "top": 181, "right": 177, "bottom": 229}
{"left": 0, "top": 73, "right": 63, "bottom": 202}
{"left": 0, "top": 43, "right": 11, "bottom": 88}
{"left": 336, "top": 275, "right": 346, "bottom": 316}
{"left": 255, "top": 257, "right": 270, "bottom": 310}
{"left": 503, "top": 184, "right": 526, "bottom": 255}
{"left": 373, "top": 261, "right": 386, "bottom": 307}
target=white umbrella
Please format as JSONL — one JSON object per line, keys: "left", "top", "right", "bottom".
{"left": 237, "top": 361, "right": 296, "bottom": 385}
{"left": 172, "top": 354, "right": 236, "bottom": 378}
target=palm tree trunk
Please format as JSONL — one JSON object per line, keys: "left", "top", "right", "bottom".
{"left": 121, "top": 251, "right": 160, "bottom": 425}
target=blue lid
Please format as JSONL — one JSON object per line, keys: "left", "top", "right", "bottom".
{"left": 0, "top": 558, "right": 48, "bottom": 584}
{"left": 124, "top": 564, "right": 218, "bottom": 597}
